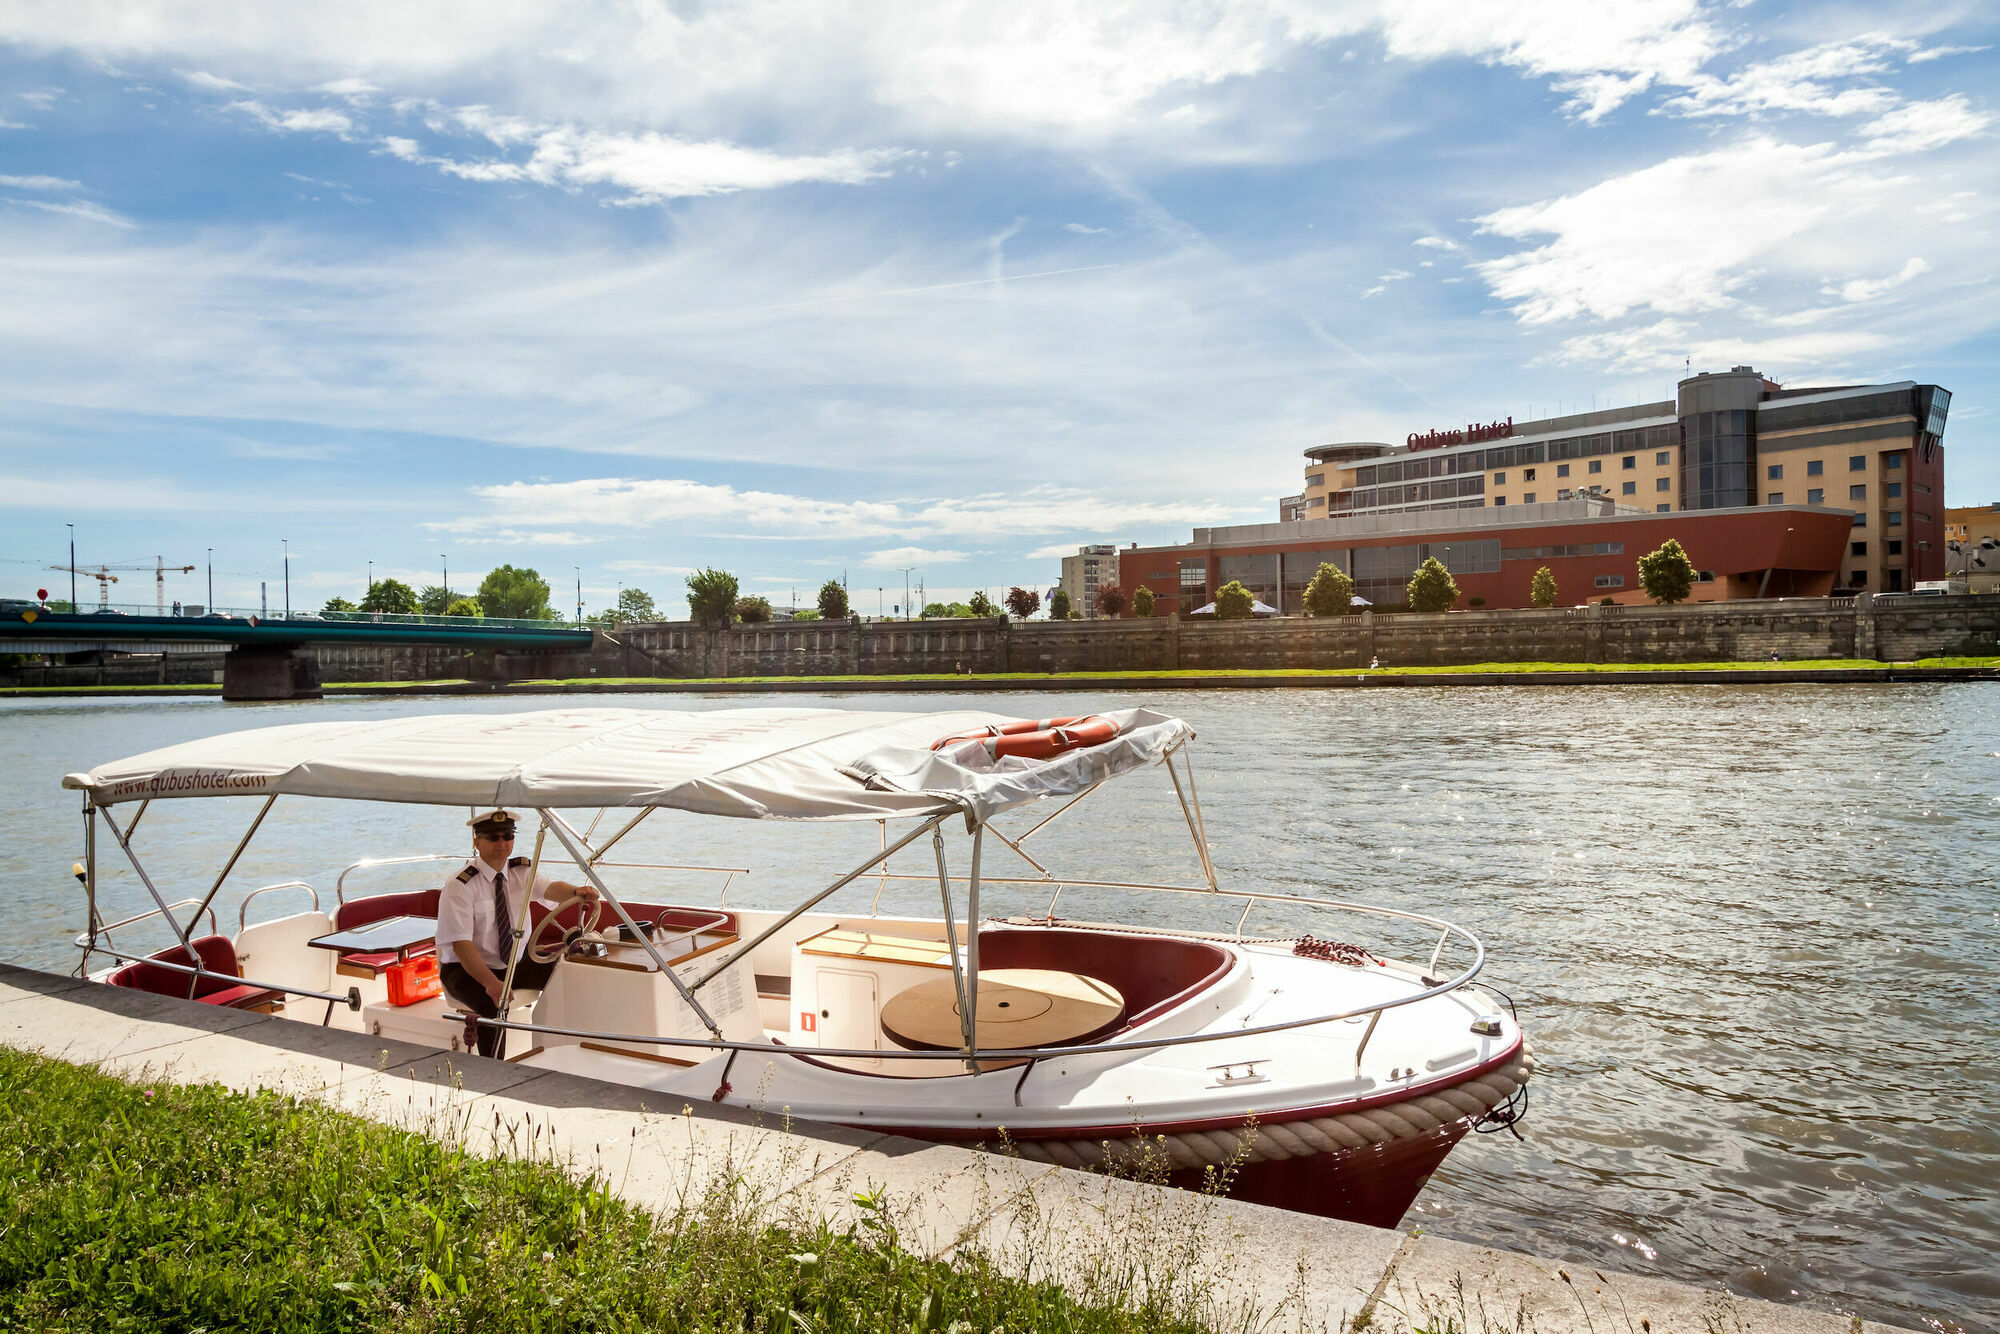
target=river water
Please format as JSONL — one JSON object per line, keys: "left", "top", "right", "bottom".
{"left": 2, "top": 687, "right": 1995, "bottom": 1333}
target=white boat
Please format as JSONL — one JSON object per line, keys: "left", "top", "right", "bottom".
{"left": 63, "top": 706, "right": 1532, "bottom": 1227}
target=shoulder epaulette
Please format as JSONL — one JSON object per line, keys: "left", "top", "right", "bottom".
{"left": 455, "top": 865, "right": 478, "bottom": 883}
{"left": 508, "top": 856, "right": 530, "bottom": 868}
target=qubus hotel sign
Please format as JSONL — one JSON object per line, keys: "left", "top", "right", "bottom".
{"left": 1408, "top": 417, "right": 1514, "bottom": 451}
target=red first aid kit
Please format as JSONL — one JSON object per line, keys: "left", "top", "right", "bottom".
{"left": 386, "top": 954, "right": 442, "bottom": 1007}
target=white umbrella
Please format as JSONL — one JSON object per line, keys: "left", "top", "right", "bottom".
{"left": 1350, "top": 595, "right": 1372, "bottom": 607}
{"left": 1190, "top": 599, "right": 1281, "bottom": 616}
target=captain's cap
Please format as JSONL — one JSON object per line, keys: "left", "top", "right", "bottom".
{"left": 467, "top": 808, "right": 519, "bottom": 835}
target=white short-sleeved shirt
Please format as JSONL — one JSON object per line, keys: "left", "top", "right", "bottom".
{"left": 436, "top": 856, "right": 557, "bottom": 970}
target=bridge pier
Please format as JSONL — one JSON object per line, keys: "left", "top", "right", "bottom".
{"left": 222, "top": 644, "right": 322, "bottom": 701}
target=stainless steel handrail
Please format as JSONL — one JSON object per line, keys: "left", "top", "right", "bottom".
{"left": 73, "top": 898, "right": 218, "bottom": 950}
{"left": 79, "top": 941, "right": 362, "bottom": 1013}
{"left": 335, "top": 854, "right": 752, "bottom": 904}
{"left": 238, "top": 880, "right": 320, "bottom": 933}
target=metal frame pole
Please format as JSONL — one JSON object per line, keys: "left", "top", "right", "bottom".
{"left": 182, "top": 795, "right": 277, "bottom": 943}
{"left": 585, "top": 807, "right": 653, "bottom": 864}
{"left": 78, "top": 805, "right": 100, "bottom": 977}
{"left": 964, "top": 824, "right": 985, "bottom": 1073}
{"left": 932, "top": 827, "right": 975, "bottom": 1070}
{"left": 97, "top": 803, "right": 200, "bottom": 995}
{"left": 492, "top": 819, "right": 553, "bottom": 1053}
{"left": 1163, "top": 749, "right": 1218, "bottom": 891}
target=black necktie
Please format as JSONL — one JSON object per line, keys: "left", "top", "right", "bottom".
{"left": 492, "top": 868, "right": 512, "bottom": 948}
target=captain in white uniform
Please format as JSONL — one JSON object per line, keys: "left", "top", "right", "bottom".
{"left": 436, "top": 808, "right": 600, "bottom": 1056}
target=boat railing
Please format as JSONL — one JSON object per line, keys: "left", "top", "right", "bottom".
{"left": 334, "top": 854, "right": 750, "bottom": 905}
{"left": 77, "top": 938, "right": 363, "bottom": 1019}
{"left": 238, "top": 880, "right": 320, "bottom": 933}
{"left": 74, "top": 898, "right": 218, "bottom": 954}
{"left": 479, "top": 881, "right": 1493, "bottom": 1073}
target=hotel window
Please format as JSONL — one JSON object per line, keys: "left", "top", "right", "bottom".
{"left": 1849, "top": 455, "right": 1866, "bottom": 471}
{"left": 1621, "top": 481, "right": 1636, "bottom": 495}
{"left": 1887, "top": 512, "right": 1903, "bottom": 526}
{"left": 1851, "top": 571, "right": 1868, "bottom": 586}
{"left": 1886, "top": 540, "right": 1902, "bottom": 555}
{"left": 1493, "top": 496, "right": 1506, "bottom": 506}
{"left": 1807, "top": 459, "right": 1824, "bottom": 476}
{"left": 1767, "top": 492, "right": 1783, "bottom": 504}
{"left": 1853, "top": 513, "right": 1867, "bottom": 528}
{"left": 1557, "top": 463, "right": 1570, "bottom": 478}
{"left": 1588, "top": 460, "right": 1602, "bottom": 474}
{"left": 1655, "top": 450, "right": 1671, "bottom": 465}
{"left": 1655, "top": 477, "right": 1670, "bottom": 492}
{"left": 1851, "top": 542, "right": 1867, "bottom": 557}
{"left": 1886, "top": 482, "right": 1902, "bottom": 498}
{"left": 1849, "top": 484, "right": 1866, "bottom": 501}
{"left": 1622, "top": 455, "right": 1636, "bottom": 470}
{"left": 1767, "top": 463, "right": 1783, "bottom": 480}
{"left": 1523, "top": 492, "right": 1536, "bottom": 503}
{"left": 1594, "top": 575, "right": 1625, "bottom": 588}
{"left": 1493, "top": 471, "right": 1506, "bottom": 484}
{"left": 1656, "top": 503, "right": 1670, "bottom": 513}
{"left": 1524, "top": 468, "right": 1537, "bottom": 481}
{"left": 1806, "top": 487, "right": 1824, "bottom": 503}
{"left": 1886, "top": 454, "right": 1904, "bottom": 470}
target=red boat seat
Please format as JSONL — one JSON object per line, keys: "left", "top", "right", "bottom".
{"left": 974, "top": 928, "right": 1233, "bottom": 1027}
{"left": 107, "top": 934, "right": 284, "bottom": 1011}
{"left": 334, "top": 889, "right": 442, "bottom": 974}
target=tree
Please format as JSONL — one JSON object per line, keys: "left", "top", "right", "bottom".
{"left": 1048, "top": 588, "right": 1073, "bottom": 620}
{"left": 1302, "top": 562, "right": 1355, "bottom": 617}
{"left": 444, "top": 596, "right": 484, "bottom": 618}
{"left": 735, "top": 595, "right": 773, "bottom": 623}
{"left": 1132, "top": 585, "right": 1156, "bottom": 617}
{"left": 358, "top": 578, "right": 419, "bottom": 615}
{"left": 1405, "top": 557, "right": 1459, "bottom": 613}
{"left": 967, "top": 590, "right": 996, "bottom": 618}
{"left": 792, "top": 609, "right": 816, "bottom": 620}
{"left": 816, "top": 580, "right": 849, "bottom": 620}
{"left": 1004, "top": 586, "right": 1039, "bottom": 619}
{"left": 478, "top": 565, "right": 554, "bottom": 620}
{"left": 1638, "top": 538, "right": 1696, "bottom": 604}
{"left": 615, "top": 587, "right": 658, "bottom": 623}
{"left": 1096, "top": 584, "right": 1128, "bottom": 618}
{"left": 685, "top": 568, "right": 738, "bottom": 627}
{"left": 1214, "top": 580, "right": 1254, "bottom": 620}
{"left": 418, "top": 584, "right": 452, "bottom": 616}
{"left": 321, "top": 596, "right": 357, "bottom": 616}
{"left": 921, "top": 601, "right": 949, "bottom": 619}
{"left": 1530, "top": 566, "right": 1559, "bottom": 608}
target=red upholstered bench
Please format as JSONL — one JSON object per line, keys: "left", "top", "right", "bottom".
{"left": 333, "top": 889, "right": 442, "bottom": 977}
{"left": 107, "top": 934, "right": 284, "bottom": 1011}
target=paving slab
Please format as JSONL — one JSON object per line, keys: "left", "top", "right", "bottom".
{"left": 0, "top": 961, "right": 92, "bottom": 1003}
{"left": 0, "top": 984, "right": 268, "bottom": 1064}
{"left": 962, "top": 1159, "right": 1404, "bottom": 1332}
{"left": 1375, "top": 1233, "right": 1857, "bottom": 1334}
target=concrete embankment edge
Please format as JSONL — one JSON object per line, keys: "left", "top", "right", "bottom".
{"left": 3, "top": 665, "right": 1996, "bottom": 698}
{"left": 1, "top": 961, "right": 1904, "bottom": 1334}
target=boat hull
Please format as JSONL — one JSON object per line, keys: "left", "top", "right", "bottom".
{"left": 1173, "top": 1121, "right": 1465, "bottom": 1227}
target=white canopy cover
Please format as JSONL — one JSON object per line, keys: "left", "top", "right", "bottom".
{"left": 63, "top": 706, "right": 1194, "bottom": 823}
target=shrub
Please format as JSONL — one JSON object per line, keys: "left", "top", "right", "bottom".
{"left": 444, "top": 596, "right": 483, "bottom": 618}
{"left": 1214, "top": 580, "right": 1253, "bottom": 620}
{"left": 1096, "top": 584, "right": 1128, "bottom": 618}
{"left": 1132, "top": 585, "right": 1156, "bottom": 617}
{"left": 1638, "top": 538, "right": 1696, "bottom": 604}
{"left": 1601, "top": 596, "right": 1617, "bottom": 605}
{"left": 1004, "top": 586, "right": 1039, "bottom": 619}
{"left": 418, "top": 584, "right": 452, "bottom": 615}
{"left": 1468, "top": 596, "right": 1486, "bottom": 607}
{"left": 1530, "top": 566, "right": 1558, "bottom": 608}
{"left": 1405, "top": 557, "right": 1459, "bottom": 613}
{"left": 1049, "top": 588, "right": 1073, "bottom": 620}
{"left": 685, "top": 569, "right": 739, "bottom": 627}
{"left": 816, "top": 580, "right": 849, "bottom": 620}
{"left": 320, "top": 596, "right": 356, "bottom": 615}
{"left": 1302, "top": 563, "right": 1354, "bottom": 617}
{"left": 791, "top": 609, "right": 816, "bottom": 620}
{"left": 967, "top": 590, "right": 996, "bottom": 617}
{"left": 735, "top": 595, "right": 774, "bottom": 623}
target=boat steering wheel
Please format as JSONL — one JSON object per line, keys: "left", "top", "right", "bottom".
{"left": 527, "top": 895, "right": 603, "bottom": 964}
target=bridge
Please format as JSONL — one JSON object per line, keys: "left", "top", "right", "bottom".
{"left": 1, "top": 605, "right": 596, "bottom": 700}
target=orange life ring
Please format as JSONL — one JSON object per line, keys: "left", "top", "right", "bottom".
{"left": 929, "top": 716, "right": 1093, "bottom": 751}
{"left": 932, "top": 715, "right": 1121, "bottom": 760}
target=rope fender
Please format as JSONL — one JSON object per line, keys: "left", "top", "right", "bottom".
{"left": 997, "top": 1041, "right": 1535, "bottom": 1173}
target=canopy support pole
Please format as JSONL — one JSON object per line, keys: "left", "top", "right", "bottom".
{"left": 982, "top": 820, "right": 1049, "bottom": 877}
{"left": 98, "top": 803, "right": 197, "bottom": 997}
{"left": 934, "top": 827, "right": 974, "bottom": 1072}
{"left": 1163, "top": 747, "right": 1218, "bottom": 891}
{"left": 1011, "top": 780, "right": 1105, "bottom": 846}
{"left": 587, "top": 807, "right": 653, "bottom": 865}
{"left": 78, "top": 805, "right": 100, "bottom": 977}
{"left": 689, "top": 813, "right": 947, "bottom": 995}
{"left": 540, "top": 809, "right": 723, "bottom": 1042}
{"left": 870, "top": 821, "right": 889, "bottom": 915}
{"left": 964, "top": 825, "right": 985, "bottom": 1074}
{"left": 1182, "top": 744, "right": 1216, "bottom": 879}
{"left": 494, "top": 818, "right": 555, "bottom": 1055}
{"left": 183, "top": 795, "right": 277, "bottom": 953}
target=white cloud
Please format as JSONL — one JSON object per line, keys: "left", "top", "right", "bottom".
{"left": 1858, "top": 95, "right": 1993, "bottom": 155}
{"left": 1826, "top": 257, "right": 1929, "bottom": 303}
{"left": 1541, "top": 318, "right": 1892, "bottom": 377}
{"left": 861, "top": 546, "right": 966, "bottom": 567}
{"left": 0, "top": 173, "right": 81, "bottom": 190}
{"left": 1413, "top": 235, "right": 1460, "bottom": 251}
{"left": 1378, "top": 269, "right": 1412, "bottom": 282}
{"left": 1906, "top": 43, "right": 1990, "bottom": 64}
{"left": 5, "top": 197, "right": 133, "bottom": 227}
{"left": 227, "top": 98, "right": 355, "bottom": 137}
{"left": 178, "top": 69, "right": 251, "bottom": 93}
{"left": 1656, "top": 36, "right": 1907, "bottom": 120}
{"left": 1359, "top": 284, "right": 1386, "bottom": 299}
{"left": 1065, "top": 223, "right": 1110, "bottom": 234}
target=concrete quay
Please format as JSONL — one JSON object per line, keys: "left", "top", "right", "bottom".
{"left": 1, "top": 961, "right": 1910, "bottom": 1334}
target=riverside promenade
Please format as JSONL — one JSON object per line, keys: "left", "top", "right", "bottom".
{"left": 2, "top": 961, "right": 1906, "bottom": 1334}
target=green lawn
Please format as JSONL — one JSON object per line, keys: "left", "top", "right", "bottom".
{"left": 0, "top": 1047, "right": 1237, "bottom": 1333}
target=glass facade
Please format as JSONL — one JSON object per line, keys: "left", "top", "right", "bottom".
{"left": 1682, "top": 408, "right": 1752, "bottom": 508}
{"left": 1217, "top": 553, "right": 1278, "bottom": 608}
{"left": 1278, "top": 549, "right": 1349, "bottom": 609}
{"left": 1352, "top": 539, "right": 1499, "bottom": 605}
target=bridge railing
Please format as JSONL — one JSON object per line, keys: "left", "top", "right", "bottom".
{"left": 20, "top": 604, "right": 600, "bottom": 632}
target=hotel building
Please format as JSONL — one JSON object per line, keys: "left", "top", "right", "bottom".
{"left": 1124, "top": 367, "right": 1952, "bottom": 613}
{"left": 1059, "top": 544, "right": 1119, "bottom": 618}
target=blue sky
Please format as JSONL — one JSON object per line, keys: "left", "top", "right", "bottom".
{"left": 2, "top": 1, "right": 1995, "bottom": 617}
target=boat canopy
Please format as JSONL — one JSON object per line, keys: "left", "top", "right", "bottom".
{"left": 62, "top": 706, "right": 1194, "bottom": 823}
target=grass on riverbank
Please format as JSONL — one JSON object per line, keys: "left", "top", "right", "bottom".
{"left": 0, "top": 1048, "right": 1270, "bottom": 1334}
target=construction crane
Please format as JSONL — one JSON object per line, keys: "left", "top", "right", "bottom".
{"left": 46, "top": 557, "right": 197, "bottom": 612}
{"left": 47, "top": 565, "right": 118, "bottom": 609}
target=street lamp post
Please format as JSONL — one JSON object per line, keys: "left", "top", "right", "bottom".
{"left": 367, "top": 559, "right": 373, "bottom": 589}
{"left": 207, "top": 548, "right": 213, "bottom": 610}
{"left": 67, "top": 524, "right": 75, "bottom": 609}
{"left": 575, "top": 566, "right": 582, "bottom": 624}
{"left": 900, "top": 566, "right": 915, "bottom": 621}
{"left": 441, "top": 555, "right": 448, "bottom": 603}
{"left": 282, "top": 539, "right": 290, "bottom": 620}
{"left": 1947, "top": 536, "right": 1996, "bottom": 588}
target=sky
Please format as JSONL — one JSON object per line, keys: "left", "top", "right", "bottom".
{"left": 2, "top": 1, "right": 1995, "bottom": 618}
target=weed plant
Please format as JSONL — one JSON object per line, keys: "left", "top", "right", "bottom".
{"left": 0, "top": 1048, "right": 1262, "bottom": 1333}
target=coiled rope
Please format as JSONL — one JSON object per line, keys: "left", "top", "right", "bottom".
{"left": 997, "top": 1041, "right": 1535, "bottom": 1172}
